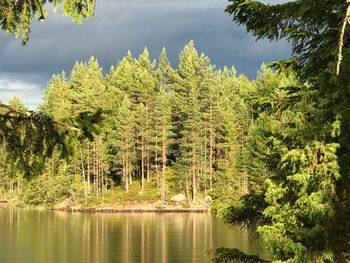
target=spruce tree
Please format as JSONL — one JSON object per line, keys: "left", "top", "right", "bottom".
{"left": 218, "top": 1, "right": 350, "bottom": 257}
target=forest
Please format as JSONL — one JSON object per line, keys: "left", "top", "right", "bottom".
{"left": 0, "top": 41, "right": 273, "bottom": 208}
{"left": 1, "top": 0, "right": 350, "bottom": 262}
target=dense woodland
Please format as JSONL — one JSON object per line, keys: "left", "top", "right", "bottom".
{"left": 0, "top": 41, "right": 276, "bottom": 207}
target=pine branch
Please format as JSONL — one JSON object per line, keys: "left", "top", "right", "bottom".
{"left": 336, "top": 0, "right": 350, "bottom": 75}
{"left": 0, "top": 103, "right": 79, "bottom": 132}
{"left": 0, "top": 103, "right": 31, "bottom": 117}
{"left": 207, "top": 248, "right": 269, "bottom": 263}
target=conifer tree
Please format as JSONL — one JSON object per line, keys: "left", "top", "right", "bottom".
{"left": 134, "top": 48, "right": 157, "bottom": 183}
{"left": 41, "top": 72, "right": 72, "bottom": 123}
{"left": 219, "top": 38, "right": 348, "bottom": 263}
{"left": 214, "top": 85, "right": 241, "bottom": 201}
{"left": 109, "top": 95, "right": 135, "bottom": 192}
{"left": 135, "top": 103, "right": 148, "bottom": 194}
{"left": 152, "top": 90, "right": 173, "bottom": 201}
{"left": 173, "top": 41, "right": 216, "bottom": 202}
{"left": 70, "top": 56, "right": 106, "bottom": 113}
{"left": 69, "top": 57, "right": 107, "bottom": 197}
{"left": 173, "top": 41, "right": 200, "bottom": 201}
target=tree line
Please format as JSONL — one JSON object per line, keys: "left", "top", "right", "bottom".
{"left": 1, "top": 41, "right": 285, "bottom": 206}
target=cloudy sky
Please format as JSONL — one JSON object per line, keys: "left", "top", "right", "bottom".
{"left": 0, "top": 0, "right": 291, "bottom": 109}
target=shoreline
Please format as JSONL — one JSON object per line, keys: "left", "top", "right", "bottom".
{"left": 53, "top": 202, "right": 209, "bottom": 213}
{"left": 53, "top": 207, "right": 208, "bottom": 213}
{"left": 0, "top": 200, "right": 209, "bottom": 213}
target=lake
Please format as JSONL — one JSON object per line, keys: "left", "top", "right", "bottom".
{"left": 0, "top": 205, "right": 268, "bottom": 263}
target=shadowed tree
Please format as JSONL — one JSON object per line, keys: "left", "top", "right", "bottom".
{"left": 0, "top": 0, "right": 96, "bottom": 45}
{"left": 213, "top": 1, "right": 350, "bottom": 262}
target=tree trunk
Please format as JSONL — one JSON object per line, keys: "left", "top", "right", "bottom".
{"left": 87, "top": 145, "right": 91, "bottom": 194}
{"left": 95, "top": 140, "right": 99, "bottom": 198}
{"left": 209, "top": 106, "right": 214, "bottom": 190}
{"left": 147, "top": 155, "right": 150, "bottom": 183}
{"left": 124, "top": 139, "right": 129, "bottom": 193}
{"left": 204, "top": 130, "right": 208, "bottom": 195}
{"left": 141, "top": 136, "right": 145, "bottom": 194}
{"left": 80, "top": 149, "right": 87, "bottom": 200}
{"left": 161, "top": 124, "right": 167, "bottom": 201}
{"left": 192, "top": 132, "right": 197, "bottom": 202}
{"left": 155, "top": 133, "right": 159, "bottom": 195}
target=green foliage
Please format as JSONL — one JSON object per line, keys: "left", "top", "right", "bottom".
{"left": 0, "top": 105, "right": 72, "bottom": 178}
{"left": 0, "top": 0, "right": 96, "bottom": 44}
{"left": 207, "top": 248, "right": 268, "bottom": 263}
{"left": 225, "top": 0, "right": 345, "bottom": 79}
{"left": 219, "top": 1, "right": 350, "bottom": 262}
{"left": 258, "top": 141, "right": 340, "bottom": 262}
{"left": 21, "top": 173, "right": 85, "bottom": 206}
{"left": 223, "top": 192, "right": 267, "bottom": 229}
{"left": 0, "top": 42, "right": 253, "bottom": 210}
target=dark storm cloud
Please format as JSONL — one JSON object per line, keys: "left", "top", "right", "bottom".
{"left": 0, "top": 0, "right": 291, "bottom": 109}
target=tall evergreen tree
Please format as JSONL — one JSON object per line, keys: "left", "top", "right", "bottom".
{"left": 41, "top": 72, "right": 72, "bottom": 123}
{"left": 111, "top": 95, "right": 135, "bottom": 192}
{"left": 216, "top": 1, "right": 350, "bottom": 261}
{"left": 173, "top": 41, "right": 203, "bottom": 202}
{"left": 152, "top": 90, "right": 173, "bottom": 201}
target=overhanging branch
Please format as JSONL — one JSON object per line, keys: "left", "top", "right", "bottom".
{"left": 0, "top": 103, "right": 79, "bottom": 132}
{"left": 0, "top": 103, "right": 31, "bottom": 117}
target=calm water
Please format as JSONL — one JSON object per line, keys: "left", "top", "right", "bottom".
{"left": 0, "top": 205, "right": 268, "bottom": 263}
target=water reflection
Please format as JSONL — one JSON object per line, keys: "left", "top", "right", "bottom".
{"left": 0, "top": 206, "right": 268, "bottom": 263}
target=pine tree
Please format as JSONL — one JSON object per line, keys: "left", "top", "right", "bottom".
{"left": 134, "top": 48, "right": 157, "bottom": 183}
{"left": 173, "top": 41, "right": 216, "bottom": 202}
{"left": 135, "top": 103, "right": 148, "bottom": 194}
{"left": 152, "top": 90, "right": 173, "bottom": 201}
{"left": 109, "top": 95, "right": 135, "bottom": 192}
{"left": 41, "top": 72, "right": 72, "bottom": 123}
{"left": 70, "top": 56, "right": 106, "bottom": 113}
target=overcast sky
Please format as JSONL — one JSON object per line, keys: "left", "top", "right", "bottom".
{"left": 0, "top": 0, "right": 291, "bottom": 109}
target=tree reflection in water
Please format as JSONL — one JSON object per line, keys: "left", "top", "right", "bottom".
{"left": 0, "top": 206, "right": 268, "bottom": 263}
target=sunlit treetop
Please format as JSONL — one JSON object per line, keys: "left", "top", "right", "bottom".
{"left": 0, "top": 0, "right": 96, "bottom": 44}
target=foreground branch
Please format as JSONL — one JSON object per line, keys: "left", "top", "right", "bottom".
{"left": 0, "top": 103, "right": 31, "bottom": 117}
{"left": 0, "top": 103, "right": 79, "bottom": 132}
{"left": 206, "top": 248, "right": 269, "bottom": 263}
